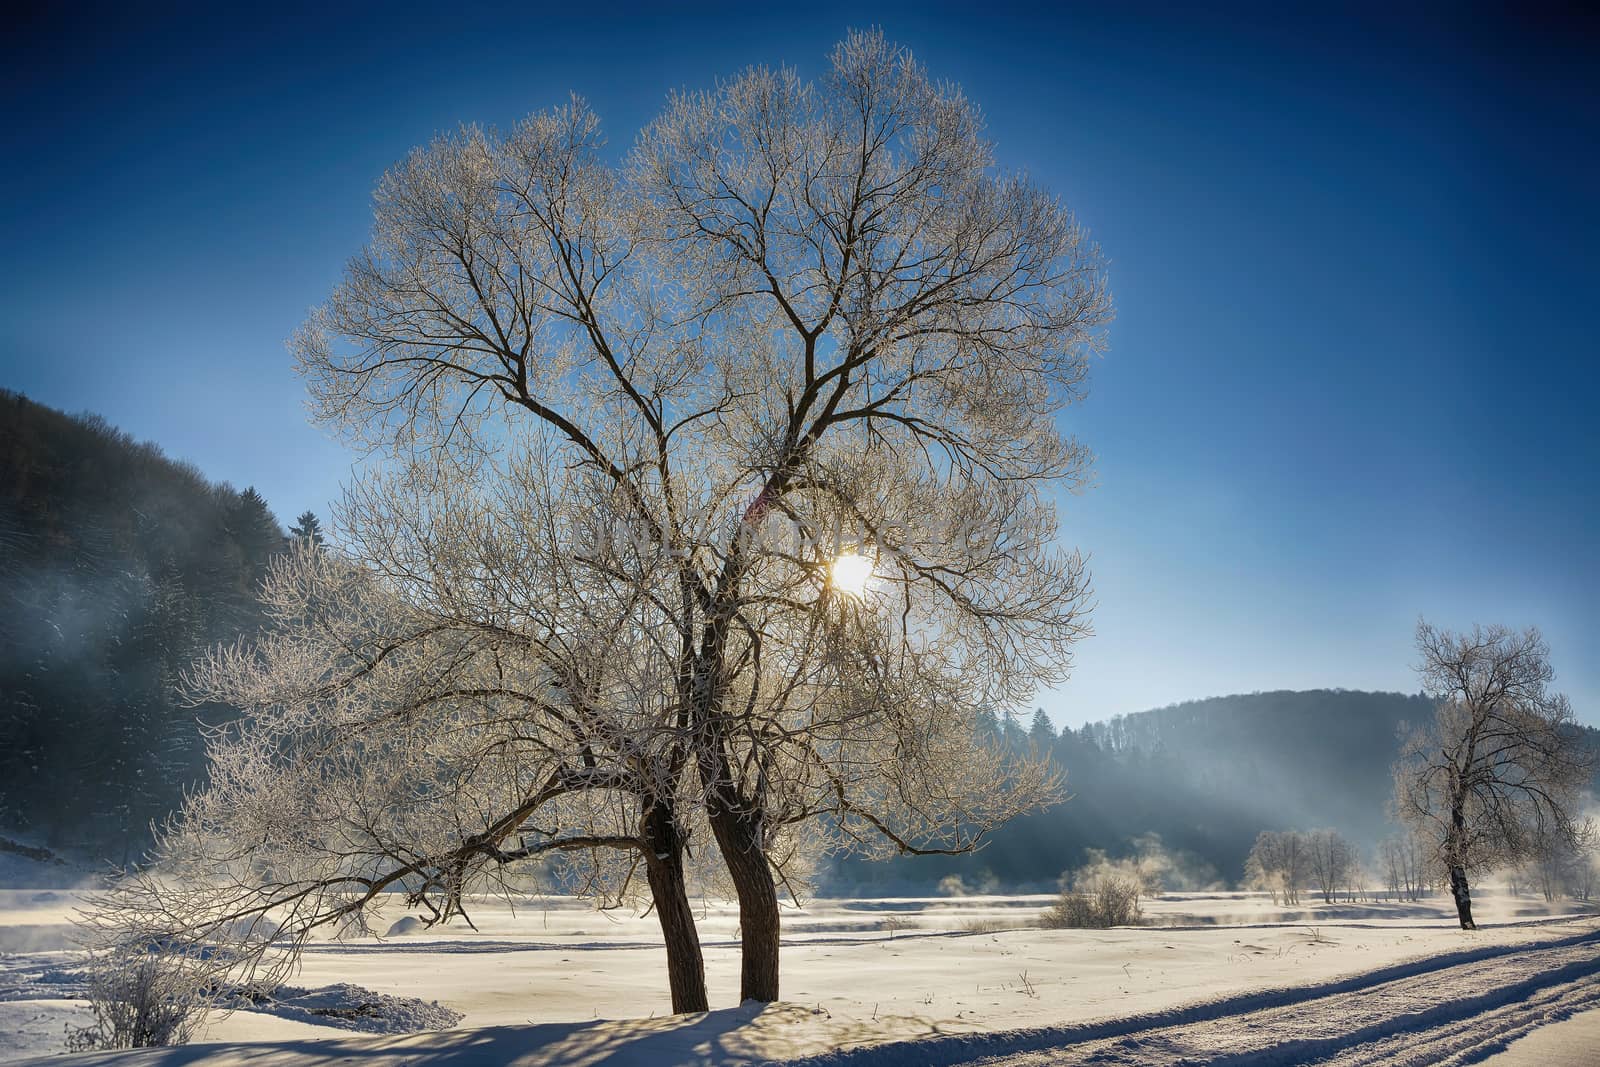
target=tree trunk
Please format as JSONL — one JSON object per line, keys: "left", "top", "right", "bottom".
{"left": 706, "top": 803, "right": 780, "bottom": 1003}
{"left": 642, "top": 805, "right": 708, "bottom": 1013}
{"left": 1448, "top": 863, "right": 1476, "bottom": 930}
{"left": 1446, "top": 801, "right": 1476, "bottom": 930}
{"left": 690, "top": 619, "right": 780, "bottom": 1002}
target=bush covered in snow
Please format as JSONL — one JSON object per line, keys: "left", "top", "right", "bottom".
{"left": 1040, "top": 851, "right": 1151, "bottom": 929}
{"left": 63, "top": 946, "right": 209, "bottom": 1052}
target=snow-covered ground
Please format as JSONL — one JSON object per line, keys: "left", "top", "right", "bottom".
{"left": 2, "top": 880, "right": 1595, "bottom": 1065}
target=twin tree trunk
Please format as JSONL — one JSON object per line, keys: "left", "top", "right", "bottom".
{"left": 638, "top": 794, "right": 781, "bottom": 1011}
{"left": 691, "top": 591, "right": 783, "bottom": 1004}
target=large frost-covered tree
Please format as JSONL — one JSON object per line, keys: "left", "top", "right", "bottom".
{"left": 1393, "top": 621, "right": 1593, "bottom": 929}
{"left": 89, "top": 29, "right": 1108, "bottom": 1016}
{"left": 88, "top": 541, "right": 732, "bottom": 1014}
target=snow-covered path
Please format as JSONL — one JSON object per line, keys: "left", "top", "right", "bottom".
{"left": 807, "top": 928, "right": 1600, "bottom": 1066}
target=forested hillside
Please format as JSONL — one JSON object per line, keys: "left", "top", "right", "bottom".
{"left": 0, "top": 391, "right": 293, "bottom": 862}
{"left": 827, "top": 690, "right": 1444, "bottom": 894}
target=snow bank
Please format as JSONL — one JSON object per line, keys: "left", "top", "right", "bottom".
{"left": 232, "top": 983, "right": 462, "bottom": 1034}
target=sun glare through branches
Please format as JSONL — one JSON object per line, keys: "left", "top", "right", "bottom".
{"left": 829, "top": 552, "right": 874, "bottom": 598}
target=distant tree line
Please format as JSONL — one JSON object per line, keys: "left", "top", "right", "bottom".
{"left": 1242, "top": 828, "right": 1368, "bottom": 904}
{"left": 0, "top": 391, "right": 320, "bottom": 862}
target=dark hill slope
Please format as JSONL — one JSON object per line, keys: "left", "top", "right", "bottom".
{"left": 1079, "top": 689, "right": 1436, "bottom": 847}
{"left": 0, "top": 390, "right": 285, "bottom": 861}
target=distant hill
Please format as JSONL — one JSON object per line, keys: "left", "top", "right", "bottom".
{"left": 823, "top": 689, "right": 1598, "bottom": 895}
{"left": 0, "top": 391, "right": 290, "bottom": 863}
{"left": 1075, "top": 689, "right": 1435, "bottom": 848}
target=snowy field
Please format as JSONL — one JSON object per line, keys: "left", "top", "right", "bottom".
{"left": 2, "top": 879, "right": 1596, "bottom": 1065}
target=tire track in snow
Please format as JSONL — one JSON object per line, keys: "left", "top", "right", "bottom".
{"left": 784, "top": 927, "right": 1600, "bottom": 1067}
{"left": 1063, "top": 941, "right": 1600, "bottom": 1066}
{"left": 1311, "top": 976, "right": 1600, "bottom": 1066}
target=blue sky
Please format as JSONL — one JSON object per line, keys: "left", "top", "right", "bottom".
{"left": 3, "top": 3, "right": 1595, "bottom": 725}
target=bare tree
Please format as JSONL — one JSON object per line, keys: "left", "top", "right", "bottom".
{"left": 1574, "top": 820, "right": 1600, "bottom": 902}
{"left": 91, "top": 29, "right": 1106, "bottom": 1014}
{"left": 64, "top": 942, "right": 210, "bottom": 1051}
{"left": 1305, "top": 829, "right": 1356, "bottom": 905}
{"left": 1402, "top": 831, "right": 1430, "bottom": 900}
{"left": 1343, "top": 858, "right": 1368, "bottom": 903}
{"left": 1531, "top": 816, "right": 1597, "bottom": 902}
{"left": 1244, "top": 830, "right": 1306, "bottom": 906}
{"left": 1377, "top": 838, "right": 1402, "bottom": 901}
{"left": 1377, "top": 832, "right": 1428, "bottom": 902}
{"left": 1393, "top": 621, "right": 1593, "bottom": 929}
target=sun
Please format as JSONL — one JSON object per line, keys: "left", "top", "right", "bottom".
{"left": 829, "top": 552, "right": 874, "bottom": 597}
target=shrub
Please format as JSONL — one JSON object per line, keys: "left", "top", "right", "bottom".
{"left": 1041, "top": 889, "right": 1095, "bottom": 928}
{"left": 64, "top": 947, "right": 210, "bottom": 1052}
{"left": 879, "top": 916, "right": 918, "bottom": 937}
{"left": 1040, "top": 852, "right": 1147, "bottom": 929}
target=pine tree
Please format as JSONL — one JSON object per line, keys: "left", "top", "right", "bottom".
{"left": 288, "top": 510, "right": 324, "bottom": 547}
{"left": 1029, "top": 708, "right": 1057, "bottom": 750}
{"left": 1002, "top": 710, "right": 1028, "bottom": 751}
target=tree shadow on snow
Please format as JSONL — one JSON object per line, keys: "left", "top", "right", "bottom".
{"left": 34, "top": 1000, "right": 813, "bottom": 1067}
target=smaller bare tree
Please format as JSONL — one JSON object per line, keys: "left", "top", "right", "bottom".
{"left": 1376, "top": 833, "right": 1427, "bottom": 902}
{"left": 1343, "top": 857, "right": 1369, "bottom": 903}
{"left": 1378, "top": 838, "right": 1402, "bottom": 901}
{"left": 1574, "top": 823, "right": 1600, "bottom": 902}
{"left": 64, "top": 942, "right": 211, "bottom": 1052}
{"left": 1244, "top": 830, "right": 1306, "bottom": 906}
{"left": 1393, "top": 621, "right": 1593, "bottom": 929}
{"left": 1306, "top": 829, "right": 1357, "bottom": 905}
{"left": 1402, "top": 831, "right": 1431, "bottom": 899}
{"left": 1531, "top": 816, "right": 1597, "bottom": 902}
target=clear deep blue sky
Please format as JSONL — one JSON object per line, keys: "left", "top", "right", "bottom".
{"left": 3, "top": 2, "right": 1596, "bottom": 725}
